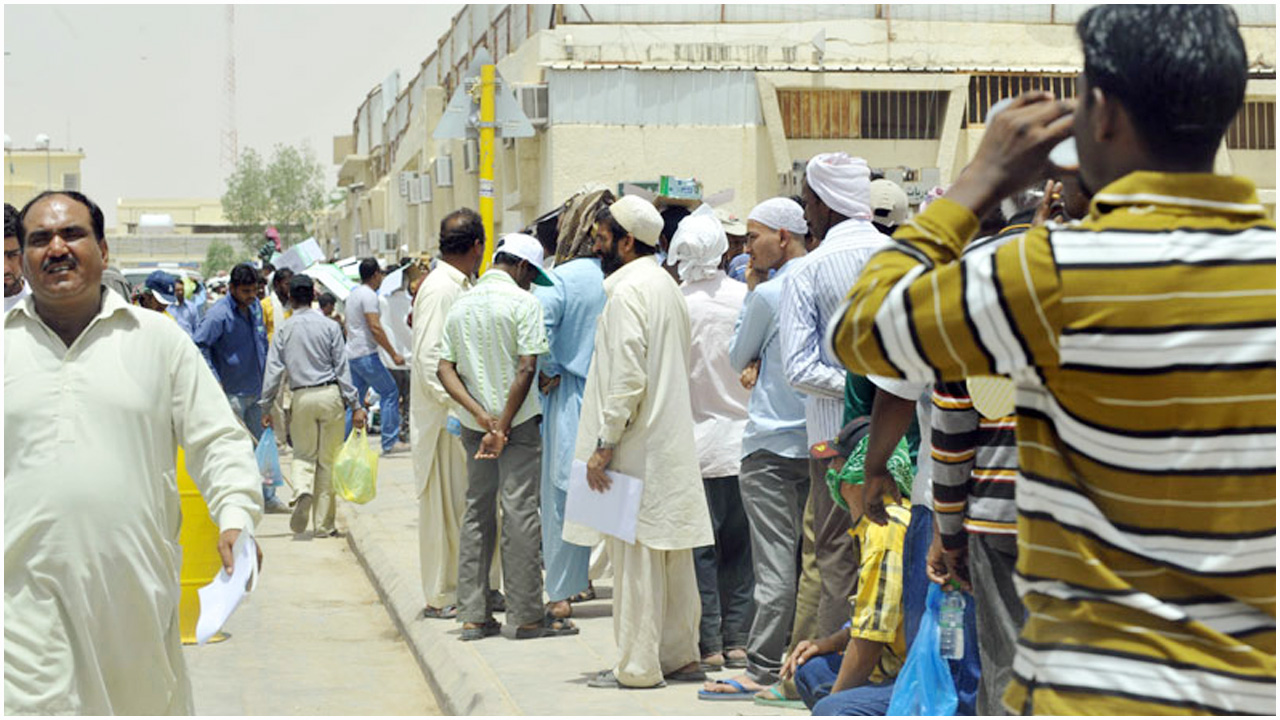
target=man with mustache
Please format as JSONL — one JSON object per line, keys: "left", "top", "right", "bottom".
{"left": 4, "top": 191, "right": 263, "bottom": 714}
{"left": 4, "top": 203, "right": 30, "bottom": 312}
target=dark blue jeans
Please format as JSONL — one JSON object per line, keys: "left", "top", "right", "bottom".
{"left": 693, "top": 475, "right": 755, "bottom": 655}
{"left": 795, "top": 653, "right": 896, "bottom": 715}
{"left": 902, "top": 505, "right": 981, "bottom": 715}
{"left": 227, "top": 392, "right": 277, "bottom": 505}
{"left": 346, "top": 353, "right": 400, "bottom": 451}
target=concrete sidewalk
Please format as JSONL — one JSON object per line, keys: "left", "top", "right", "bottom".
{"left": 339, "top": 445, "right": 808, "bottom": 716}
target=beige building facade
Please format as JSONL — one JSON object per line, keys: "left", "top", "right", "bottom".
{"left": 4, "top": 147, "right": 85, "bottom": 211}
{"left": 320, "top": 4, "right": 1277, "bottom": 260}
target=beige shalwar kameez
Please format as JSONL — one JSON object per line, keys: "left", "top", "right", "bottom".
{"left": 409, "top": 262, "right": 499, "bottom": 608}
{"left": 4, "top": 290, "right": 263, "bottom": 715}
{"left": 564, "top": 256, "right": 714, "bottom": 688}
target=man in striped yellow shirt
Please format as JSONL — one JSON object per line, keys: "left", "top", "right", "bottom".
{"left": 829, "top": 5, "right": 1274, "bottom": 715}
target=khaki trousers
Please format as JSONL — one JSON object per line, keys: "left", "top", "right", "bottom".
{"left": 789, "top": 494, "right": 821, "bottom": 651}
{"left": 289, "top": 385, "right": 344, "bottom": 534}
{"left": 416, "top": 426, "right": 470, "bottom": 608}
{"left": 608, "top": 538, "right": 701, "bottom": 688}
{"left": 270, "top": 384, "right": 291, "bottom": 452}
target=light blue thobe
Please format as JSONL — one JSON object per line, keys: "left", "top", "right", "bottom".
{"left": 534, "top": 257, "right": 606, "bottom": 602}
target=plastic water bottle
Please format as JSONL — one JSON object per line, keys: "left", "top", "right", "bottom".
{"left": 446, "top": 416, "right": 462, "bottom": 437}
{"left": 938, "top": 583, "right": 966, "bottom": 660}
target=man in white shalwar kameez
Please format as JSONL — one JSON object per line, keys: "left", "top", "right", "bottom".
{"left": 566, "top": 195, "right": 714, "bottom": 690}
{"left": 410, "top": 208, "right": 500, "bottom": 618}
{"left": 4, "top": 191, "right": 264, "bottom": 715}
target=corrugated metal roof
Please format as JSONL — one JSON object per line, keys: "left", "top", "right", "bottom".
{"left": 543, "top": 61, "right": 1279, "bottom": 77}
{"left": 544, "top": 61, "right": 1085, "bottom": 74}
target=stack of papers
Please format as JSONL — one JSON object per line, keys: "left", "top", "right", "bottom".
{"left": 195, "top": 533, "right": 259, "bottom": 645}
{"left": 565, "top": 460, "right": 644, "bottom": 543}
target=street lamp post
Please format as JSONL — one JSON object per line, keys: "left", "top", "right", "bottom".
{"left": 35, "top": 134, "right": 51, "bottom": 190}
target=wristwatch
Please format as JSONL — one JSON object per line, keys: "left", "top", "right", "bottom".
{"left": 596, "top": 438, "right": 617, "bottom": 451}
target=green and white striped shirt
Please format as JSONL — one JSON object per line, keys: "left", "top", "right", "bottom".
{"left": 440, "top": 269, "right": 549, "bottom": 432}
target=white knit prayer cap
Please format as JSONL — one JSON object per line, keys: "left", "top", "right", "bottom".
{"left": 609, "top": 195, "right": 663, "bottom": 246}
{"left": 747, "top": 197, "right": 808, "bottom": 236}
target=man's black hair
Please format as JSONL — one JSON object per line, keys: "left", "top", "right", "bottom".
{"left": 358, "top": 257, "right": 382, "bottom": 283}
{"left": 273, "top": 267, "right": 294, "bottom": 285}
{"left": 632, "top": 241, "right": 657, "bottom": 258}
{"left": 659, "top": 205, "right": 689, "bottom": 244}
{"left": 318, "top": 292, "right": 337, "bottom": 308}
{"left": 492, "top": 250, "right": 525, "bottom": 269}
{"left": 593, "top": 205, "right": 628, "bottom": 242}
{"left": 439, "top": 208, "right": 485, "bottom": 255}
{"left": 230, "top": 262, "right": 259, "bottom": 288}
{"left": 4, "top": 203, "right": 18, "bottom": 239}
{"left": 289, "top": 282, "right": 315, "bottom": 305}
{"left": 1077, "top": 4, "right": 1247, "bottom": 163}
{"left": 16, "top": 191, "right": 106, "bottom": 248}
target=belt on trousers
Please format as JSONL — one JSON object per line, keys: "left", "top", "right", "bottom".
{"left": 292, "top": 380, "right": 338, "bottom": 391}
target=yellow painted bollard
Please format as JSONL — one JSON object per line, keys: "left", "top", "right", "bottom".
{"left": 176, "top": 447, "right": 229, "bottom": 644}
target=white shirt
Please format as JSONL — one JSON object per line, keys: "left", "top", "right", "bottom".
{"left": 377, "top": 289, "right": 413, "bottom": 371}
{"left": 410, "top": 261, "right": 471, "bottom": 496}
{"left": 4, "top": 289, "right": 263, "bottom": 714}
{"left": 682, "top": 271, "right": 751, "bottom": 478}
{"left": 344, "top": 284, "right": 381, "bottom": 358}
{"left": 565, "top": 257, "right": 714, "bottom": 550}
{"left": 4, "top": 281, "right": 30, "bottom": 313}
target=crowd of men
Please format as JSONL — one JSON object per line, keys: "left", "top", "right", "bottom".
{"left": 3, "top": 5, "right": 1274, "bottom": 716}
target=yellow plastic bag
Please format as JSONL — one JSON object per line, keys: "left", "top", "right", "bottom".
{"left": 334, "top": 427, "right": 378, "bottom": 504}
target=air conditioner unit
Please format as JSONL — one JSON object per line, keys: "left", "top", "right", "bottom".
{"left": 399, "top": 171, "right": 412, "bottom": 197}
{"left": 368, "top": 229, "right": 387, "bottom": 252}
{"left": 383, "top": 231, "right": 398, "bottom": 252}
{"left": 517, "top": 84, "right": 549, "bottom": 127}
{"left": 408, "top": 173, "right": 422, "bottom": 205}
{"left": 419, "top": 172, "right": 433, "bottom": 203}
{"left": 436, "top": 155, "right": 454, "bottom": 187}
{"left": 62, "top": 173, "right": 81, "bottom": 192}
{"left": 463, "top": 139, "right": 479, "bottom": 173}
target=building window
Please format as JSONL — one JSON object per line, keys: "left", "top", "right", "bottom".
{"left": 965, "top": 74, "right": 1078, "bottom": 126}
{"left": 1226, "top": 101, "right": 1276, "bottom": 150}
{"left": 777, "top": 89, "right": 947, "bottom": 139}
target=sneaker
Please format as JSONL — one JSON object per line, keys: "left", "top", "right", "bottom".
{"left": 264, "top": 497, "right": 290, "bottom": 514}
{"left": 381, "top": 441, "right": 411, "bottom": 456}
{"left": 290, "top": 493, "right": 313, "bottom": 533}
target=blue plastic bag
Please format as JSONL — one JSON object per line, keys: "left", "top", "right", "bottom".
{"left": 255, "top": 427, "right": 283, "bottom": 487}
{"left": 887, "top": 583, "right": 959, "bottom": 716}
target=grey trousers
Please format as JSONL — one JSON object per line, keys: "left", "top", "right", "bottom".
{"left": 693, "top": 475, "right": 756, "bottom": 656}
{"left": 458, "top": 418, "right": 544, "bottom": 627}
{"left": 970, "top": 533, "right": 1024, "bottom": 716}
{"left": 810, "top": 458, "right": 859, "bottom": 637}
{"left": 738, "top": 450, "right": 810, "bottom": 685}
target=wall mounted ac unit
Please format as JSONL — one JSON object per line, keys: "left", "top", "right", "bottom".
{"left": 383, "top": 231, "right": 398, "bottom": 252}
{"left": 419, "top": 172, "right": 433, "bottom": 203}
{"left": 517, "top": 84, "right": 549, "bottom": 127}
{"left": 436, "top": 155, "right": 453, "bottom": 187}
{"left": 463, "top": 139, "right": 479, "bottom": 173}
{"left": 368, "top": 229, "right": 387, "bottom": 252}
{"left": 408, "top": 173, "right": 422, "bottom": 205}
{"left": 399, "top": 171, "right": 412, "bottom": 197}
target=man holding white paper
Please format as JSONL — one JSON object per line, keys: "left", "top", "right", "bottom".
{"left": 564, "top": 195, "right": 714, "bottom": 690}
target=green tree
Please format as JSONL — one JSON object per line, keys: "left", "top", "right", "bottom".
{"left": 203, "top": 240, "right": 244, "bottom": 277}
{"left": 221, "top": 143, "right": 325, "bottom": 253}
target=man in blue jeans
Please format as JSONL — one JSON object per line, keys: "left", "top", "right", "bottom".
{"left": 344, "top": 257, "right": 408, "bottom": 455}
{"left": 194, "top": 262, "right": 286, "bottom": 512}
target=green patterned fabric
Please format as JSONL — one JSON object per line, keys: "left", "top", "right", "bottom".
{"left": 825, "top": 434, "right": 915, "bottom": 511}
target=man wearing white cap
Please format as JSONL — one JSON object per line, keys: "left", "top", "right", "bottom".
{"left": 779, "top": 152, "right": 890, "bottom": 639}
{"left": 437, "top": 234, "right": 575, "bottom": 641}
{"left": 699, "top": 197, "right": 813, "bottom": 700}
{"left": 568, "top": 195, "right": 713, "bottom": 689}
{"left": 667, "top": 206, "right": 755, "bottom": 673}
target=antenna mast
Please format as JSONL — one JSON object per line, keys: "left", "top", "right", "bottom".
{"left": 220, "top": 5, "right": 239, "bottom": 172}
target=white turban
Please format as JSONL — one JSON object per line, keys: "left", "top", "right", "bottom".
{"left": 666, "top": 204, "right": 727, "bottom": 284}
{"left": 748, "top": 197, "right": 808, "bottom": 237}
{"left": 609, "top": 195, "right": 663, "bottom": 246}
{"left": 805, "top": 152, "right": 872, "bottom": 221}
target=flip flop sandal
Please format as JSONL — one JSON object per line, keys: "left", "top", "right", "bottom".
{"left": 515, "top": 614, "right": 580, "bottom": 639}
{"left": 698, "top": 678, "right": 759, "bottom": 701}
{"left": 724, "top": 649, "right": 749, "bottom": 669}
{"left": 568, "top": 586, "right": 597, "bottom": 603}
{"left": 421, "top": 604, "right": 458, "bottom": 620}
{"left": 664, "top": 668, "right": 708, "bottom": 683}
{"left": 753, "top": 684, "right": 807, "bottom": 709}
{"left": 587, "top": 670, "right": 665, "bottom": 690}
{"left": 459, "top": 619, "right": 501, "bottom": 641}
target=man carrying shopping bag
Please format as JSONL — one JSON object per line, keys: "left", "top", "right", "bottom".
{"left": 261, "top": 275, "right": 367, "bottom": 537}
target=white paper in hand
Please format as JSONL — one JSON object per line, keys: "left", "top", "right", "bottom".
{"left": 195, "top": 532, "right": 258, "bottom": 645}
{"left": 565, "top": 460, "right": 644, "bottom": 543}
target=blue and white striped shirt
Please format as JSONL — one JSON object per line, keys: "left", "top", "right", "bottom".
{"left": 779, "top": 218, "right": 887, "bottom": 445}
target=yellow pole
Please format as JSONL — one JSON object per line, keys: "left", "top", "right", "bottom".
{"left": 478, "top": 64, "right": 497, "bottom": 274}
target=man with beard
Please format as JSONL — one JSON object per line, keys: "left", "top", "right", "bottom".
{"left": 568, "top": 195, "right": 713, "bottom": 690}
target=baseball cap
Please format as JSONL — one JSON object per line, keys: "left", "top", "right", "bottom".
{"left": 810, "top": 416, "right": 871, "bottom": 460}
{"left": 493, "top": 233, "right": 554, "bottom": 287}
{"left": 869, "top": 179, "right": 908, "bottom": 227}
{"left": 144, "top": 270, "right": 178, "bottom": 305}
{"left": 715, "top": 206, "right": 747, "bottom": 237}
